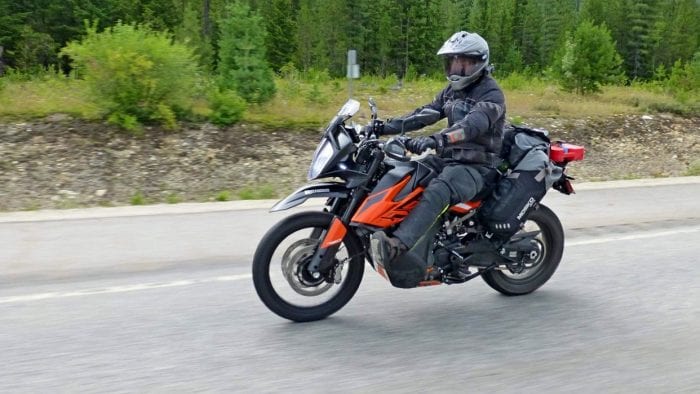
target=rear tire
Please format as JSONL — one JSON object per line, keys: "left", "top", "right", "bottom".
{"left": 252, "top": 211, "right": 364, "bottom": 322}
{"left": 481, "top": 204, "right": 564, "bottom": 296}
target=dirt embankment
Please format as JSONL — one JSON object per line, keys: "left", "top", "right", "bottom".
{"left": 0, "top": 113, "right": 698, "bottom": 212}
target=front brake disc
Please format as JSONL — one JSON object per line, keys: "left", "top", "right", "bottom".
{"left": 281, "top": 238, "right": 333, "bottom": 296}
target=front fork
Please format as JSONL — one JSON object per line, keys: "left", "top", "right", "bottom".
{"left": 307, "top": 150, "right": 384, "bottom": 275}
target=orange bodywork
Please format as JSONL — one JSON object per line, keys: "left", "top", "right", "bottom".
{"left": 320, "top": 217, "right": 347, "bottom": 249}
{"left": 351, "top": 176, "right": 424, "bottom": 228}
{"left": 448, "top": 200, "right": 481, "bottom": 215}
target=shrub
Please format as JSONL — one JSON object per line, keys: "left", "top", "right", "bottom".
{"left": 404, "top": 64, "right": 419, "bottom": 82}
{"left": 130, "top": 191, "right": 146, "bottom": 205}
{"left": 303, "top": 67, "right": 331, "bottom": 83}
{"left": 687, "top": 160, "right": 700, "bottom": 176}
{"left": 237, "top": 185, "right": 276, "bottom": 200}
{"left": 667, "top": 54, "right": 700, "bottom": 103}
{"left": 13, "top": 26, "right": 58, "bottom": 73}
{"left": 107, "top": 113, "right": 141, "bottom": 133}
{"left": 304, "top": 83, "right": 328, "bottom": 105}
{"left": 215, "top": 190, "right": 232, "bottom": 201}
{"left": 499, "top": 71, "right": 529, "bottom": 91}
{"left": 208, "top": 89, "right": 247, "bottom": 125}
{"left": 61, "top": 22, "right": 201, "bottom": 131}
{"left": 166, "top": 193, "right": 181, "bottom": 204}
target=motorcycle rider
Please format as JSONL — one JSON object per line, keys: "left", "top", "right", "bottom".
{"left": 373, "top": 31, "right": 506, "bottom": 264}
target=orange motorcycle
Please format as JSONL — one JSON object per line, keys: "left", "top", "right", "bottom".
{"left": 252, "top": 99, "right": 584, "bottom": 322}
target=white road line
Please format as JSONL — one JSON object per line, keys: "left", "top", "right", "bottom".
{"left": 567, "top": 226, "right": 700, "bottom": 246}
{"left": 2, "top": 226, "right": 699, "bottom": 305}
{"left": 0, "top": 274, "right": 252, "bottom": 304}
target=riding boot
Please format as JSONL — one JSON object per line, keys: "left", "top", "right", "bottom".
{"left": 374, "top": 231, "right": 408, "bottom": 262}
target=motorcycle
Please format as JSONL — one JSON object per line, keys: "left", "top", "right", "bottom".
{"left": 252, "top": 98, "right": 585, "bottom": 322}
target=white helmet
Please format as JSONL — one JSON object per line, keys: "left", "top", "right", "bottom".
{"left": 437, "top": 31, "right": 490, "bottom": 90}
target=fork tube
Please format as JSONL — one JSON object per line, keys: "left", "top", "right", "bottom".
{"left": 340, "top": 149, "right": 384, "bottom": 223}
{"left": 311, "top": 149, "right": 384, "bottom": 274}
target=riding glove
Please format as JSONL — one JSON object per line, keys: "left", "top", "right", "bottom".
{"left": 406, "top": 134, "right": 446, "bottom": 154}
{"left": 406, "top": 136, "right": 435, "bottom": 153}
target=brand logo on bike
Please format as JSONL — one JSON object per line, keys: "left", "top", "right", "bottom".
{"left": 304, "top": 189, "right": 330, "bottom": 195}
{"left": 517, "top": 197, "right": 536, "bottom": 220}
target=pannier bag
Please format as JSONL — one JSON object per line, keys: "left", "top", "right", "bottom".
{"left": 479, "top": 126, "right": 562, "bottom": 239}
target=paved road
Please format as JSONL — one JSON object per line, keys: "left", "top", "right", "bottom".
{"left": 2, "top": 177, "right": 699, "bottom": 282}
{"left": 1, "top": 179, "right": 699, "bottom": 392}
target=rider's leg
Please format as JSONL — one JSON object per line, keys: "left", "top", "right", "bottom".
{"left": 391, "top": 164, "right": 484, "bottom": 251}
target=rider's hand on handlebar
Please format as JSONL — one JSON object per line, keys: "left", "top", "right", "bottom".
{"left": 405, "top": 136, "right": 437, "bottom": 154}
{"left": 362, "top": 120, "right": 385, "bottom": 137}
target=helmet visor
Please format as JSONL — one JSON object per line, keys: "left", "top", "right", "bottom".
{"left": 442, "top": 55, "right": 483, "bottom": 78}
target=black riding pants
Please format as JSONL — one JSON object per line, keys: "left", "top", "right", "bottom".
{"left": 393, "top": 163, "right": 485, "bottom": 248}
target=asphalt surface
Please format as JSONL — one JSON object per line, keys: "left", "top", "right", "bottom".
{"left": 1, "top": 177, "right": 699, "bottom": 392}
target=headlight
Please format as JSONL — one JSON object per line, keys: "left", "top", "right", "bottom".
{"left": 308, "top": 139, "right": 334, "bottom": 180}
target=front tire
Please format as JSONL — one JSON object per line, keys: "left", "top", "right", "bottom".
{"left": 252, "top": 211, "right": 364, "bottom": 322}
{"left": 481, "top": 204, "right": 564, "bottom": 296}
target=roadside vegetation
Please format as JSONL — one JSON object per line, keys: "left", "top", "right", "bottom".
{"left": 0, "top": 69, "right": 696, "bottom": 129}
{"left": 0, "top": 0, "right": 698, "bottom": 131}
{"left": 0, "top": 0, "right": 698, "bottom": 210}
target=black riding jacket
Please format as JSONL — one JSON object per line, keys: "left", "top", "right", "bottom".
{"left": 385, "top": 74, "right": 506, "bottom": 167}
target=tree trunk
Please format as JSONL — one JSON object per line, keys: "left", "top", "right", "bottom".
{"left": 202, "top": 0, "right": 211, "bottom": 38}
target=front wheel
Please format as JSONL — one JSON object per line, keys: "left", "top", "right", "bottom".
{"left": 481, "top": 204, "right": 564, "bottom": 296}
{"left": 252, "top": 211, "right": 364, "bottom": 322}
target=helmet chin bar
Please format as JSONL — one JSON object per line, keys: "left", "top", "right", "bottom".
{"left": 446, "top": 62, "right": 487, "bottom": 90}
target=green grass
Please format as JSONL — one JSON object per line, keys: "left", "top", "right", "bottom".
{"left": 247, "top": 75, "right": 698, "bottom": 129}
{"left": 237, "top": 185, "right": 277, "bottom": 200}
{"left": 215, "top": 190, "right": 232, "bottom": 202}
{"left": 687, "top": 160, "right": 700, "bottom": 176}
{"left": 165, "top": 193, "right": 181, "bottom": 204}
{"left": 21, "top": 202, "right": 42, "bottom": 211}
{"left": 130, "top": 191, "right": 146, "bottom": 205}
{"left": 0, "top": 75, "right": 101, "bottom": 121}
{"left": 1, "top": 73, "right": 697, "bottom": 125}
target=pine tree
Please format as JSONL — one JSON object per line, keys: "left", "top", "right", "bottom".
{"left": 294, "top": 0, "right": 350, "bottom": 77}
{"left": 217, "top": 1, "right": 276, "bottom": 103}
{"left": 619, "top": 0, "right": 659, "bottom": 80}
{"left": 403, "top": 0, "right": 442, "bottom": 77}
{"left": 468, "top": 0, "right": 488, "bottom": 33}
{"left": 540, "top": 0, "right": 577, "bottom": 68}
{"left": 556, "top": 20, "right": 623, "bottom": 94}
{"left": 315, "top": 0, "right": 350, "bottom": 77}
{"left": 175, "top": 1, "right": 214, "bottom": 70}
{"left": 259, "top": 0, "right": 297, "bottom": 73}
{"left": 663, "top": 0, "right": 700, "bottom": 65}
{"left": 486, "top": 0, "right": 518, "bottom": 73}
{"left": 519, "top": 0, "right": 544, "bottom": 70}
{"left": 376, "top": 0, "right": 403, "bottom": 76}
{"left": 441, "top": 0, "right": 469, "bottom": 39}
{"left": 294, "top": 0, "right": 317, "bottom": 72}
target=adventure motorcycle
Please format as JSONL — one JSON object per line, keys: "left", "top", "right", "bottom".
{"left": 252, "top": 98, "right": 585, "bottom": 322}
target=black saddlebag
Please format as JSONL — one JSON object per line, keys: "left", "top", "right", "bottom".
{"left": 479, "top": 127, "right": 562, "bottom": 239}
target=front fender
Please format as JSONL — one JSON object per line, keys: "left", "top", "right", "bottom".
{"left": 271, "top": 182, "right": 350, "bottom": 212}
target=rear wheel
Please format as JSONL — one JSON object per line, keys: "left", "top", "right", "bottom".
{"left": 252, "top": 211, "right": 364, "bottom": 322}
{"left": 481, "top": 204, "right": 564, "bottom": 295}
